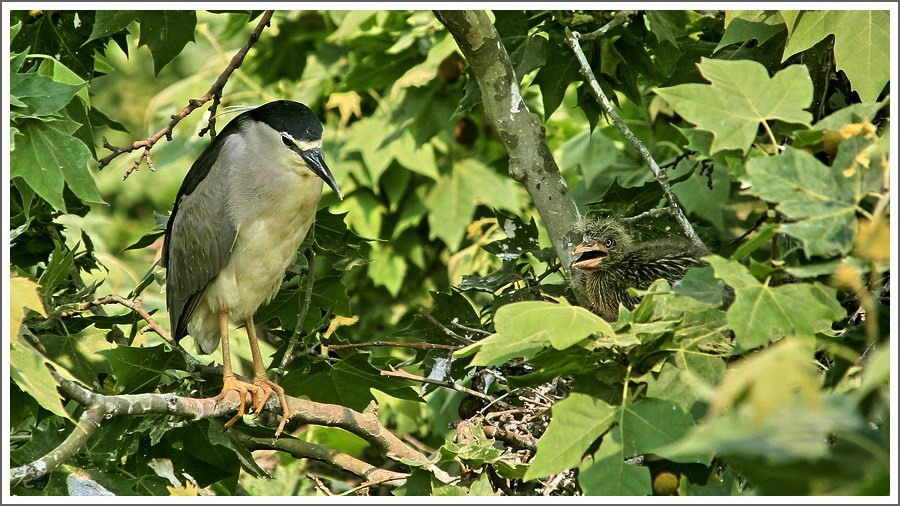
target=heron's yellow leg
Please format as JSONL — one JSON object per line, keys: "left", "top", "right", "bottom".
{"left": 214, "top": 311, "right": 254, "bottom": 428}
{"left": 245, "top": 316, "right": 290, "bottom": 437}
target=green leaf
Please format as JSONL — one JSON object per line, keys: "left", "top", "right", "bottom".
{"left": 10, "top": 72, "right": 83, "bottom": 118}
{"left": 456, "top": 300, "right": 616, "bottom": 367}
{"left": 87, "top": 11, "right": 139, "bottom": 42}
{"left": 706, "top": 256, "right": 845, "bottom": 350}
{"left": 524, "top": 393, "right": 618, "bottom": 480}
{"left": 654, "top": 58, "right": 812, "bottom": 154}
{"left": 495, "top": 301, "right": 615, "bottom": 350}
{"left": 578, "top": 427, "right": 651, "bottom": 495}
{"left": 782, "top": 10, "right": 889, "bottom": 102}
{"left": 98, "top": 344, "right": 185, "bottom": 394}
{"left": 41, "top": 325, "right": 115, "bottom": 386}
{"left": 426, "top": 159, "right": 521, "bottom": 250}
{"left": 137, "top": 11, "right": 197, "bottom": 75}
{"left": 716, "top": 11, "right": 786, "bottom": 52}
{"left": 534, "top": 33, "right": 581, "bottom": 118}
{"left": 10, "top": 337, "right": 71, "bottom": 420}
{"left": 11, "top": 118, "right": 104, "bottom": 211}
{"left": 744, "top": 142, "right": 878, "bottom": 257}
{"left": 368, "top": 242, "right": 407, "bottom": 296}
{"left": 282, "top": 355, "right": 417, "bottom": 411}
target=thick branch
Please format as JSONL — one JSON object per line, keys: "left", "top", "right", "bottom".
{"left": 98, "top": 10, "right": 275, "bottom": 174}
{"left": 10, "top": 406, "right": 106, "bottom": 485}
{"left": 10, "top": 372, "right": 451, "bottom": 486}
{"left": 237, "top": 433, "right": 407, "bottom": 487}
{"left": 438, "top": 10, "right": 589, "bottom": 306}
{"left": 563, "top": 26, "right": 708, "bottom": 252}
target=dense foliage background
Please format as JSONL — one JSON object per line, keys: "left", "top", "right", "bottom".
{"left": 8, "top": 9, "right": 892, "bottom": 496}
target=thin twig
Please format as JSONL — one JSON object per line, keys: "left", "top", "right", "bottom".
{"left": 621, "top": 207, "right": 673, "bottom": 223}
{"left": 74, "top": 294, "right": 199, "bottom": 369}
{"left": 564, "top": 27, "right": 708, "bottom": 252}
{"left": 577, "top": 10, "right": 635, "bottom": 41}
{"left": 451, "top": 322, "right": 491, "bottom": 336}
{"left": 277, "top": 248, "right": 316, "bottom": 381}
{"left": 337, "top": 476, "right": 408, "bottom": 496}
{"left": 419, "top": 309, "right": 475, "bottom": 344}
{"left": 380, "top": 367, "right": 494, "bottom": 402}
{"left": 328, "top": 341, "right": 459, "bottom": 351}
{"left": 98, "top": 10, "right": 274, "bottom": 173}
{"left": 306, "top": 474, "right": 334, "bottom": 496}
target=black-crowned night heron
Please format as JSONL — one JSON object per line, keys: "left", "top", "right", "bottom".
{"left": 570, "top": 217, "right": 706, "bottom": 321}
{"left": 162, "top": 100, "right": 341, "bottom": 435}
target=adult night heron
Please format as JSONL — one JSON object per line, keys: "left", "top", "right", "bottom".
{"left": 162, "top": 100, "right": 341, "bottom": 435}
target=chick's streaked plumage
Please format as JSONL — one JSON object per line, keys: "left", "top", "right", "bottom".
{"left": 571, "top": 217, "right": 706, "bottom": 321}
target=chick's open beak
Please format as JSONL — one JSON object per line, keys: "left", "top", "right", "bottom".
{"left": 571, "top": 241, "right": 608, "bottom": 270}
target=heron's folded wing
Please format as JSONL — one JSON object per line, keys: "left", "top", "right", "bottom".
{"left": 162, "top": 148, "right": 237, "bottom": 342}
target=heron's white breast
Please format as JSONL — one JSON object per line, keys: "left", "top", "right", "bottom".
{"left": 200, "top": 127, "right": 324, "bottom": 322}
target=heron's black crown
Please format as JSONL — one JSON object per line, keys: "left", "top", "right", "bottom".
{"left": 246, "top": 100, "right": 323, "bottom": 142}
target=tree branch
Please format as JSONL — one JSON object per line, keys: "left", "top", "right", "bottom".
{"left": 563, "top": 27, "right": 708, "bottom": 252}
{"left": 236, "top": 433, "right": 407, "bottom": 487}
{"left": 10, "top": 406, "right": 106, "bottom": 486}
{"left": 97, "top": 10, "right": 275, "bottom": 174}
{"left": 9, "top": 371, "right": 452, "bottom": 486}
{"left": 577, "top": 10, "right": 635, "bottom": 41}
{"left": 437, "top": 10, "right": 590, "bottom": 307}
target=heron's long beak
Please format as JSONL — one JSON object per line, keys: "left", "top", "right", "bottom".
{"left": 298, "top": 147, "right": 343, "bottom": 200}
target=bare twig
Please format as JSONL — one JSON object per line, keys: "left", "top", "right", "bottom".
{"left": 419, "top": 308, "right": 474, "bottom": 344}
{"left": 338, "top": 475, "right": 407, "bottom": 496}
{"left": 564, "top": 27, "right": 708, "bottom": 252}
{"left": 577, "top": 10, "right": 635, "bottom": 41}
{"left": 75, "top": 294, "right": 199, "bottom": 369}
{"left": 451, "top": 321, "right": 491, "bottom": 336}
{"left": 306, "top": 474, "right": 334, "bottom": 496}
{"left": 198, "top": 90, "right": 223, "bottom": 139}
{"left": 380, "top": 367, "right": 494, "bottom": 402}
{"left": 620, "top": 207, "right": 673, "bottom": 223}
{"left": 328, "top": 341, "right": 459, "bottom": 351}
{"left": 98, "top": 10, "right": 275, "bottom": 173}
{"left": 277, "top": 247, "right": 316, "bottom": 381}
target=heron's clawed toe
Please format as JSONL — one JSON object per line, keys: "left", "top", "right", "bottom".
{"left": 217, "top": 374, "right": 256, "bottom": 428}
{"left": 252, "top": 377, "right": 290, "bottom": 437}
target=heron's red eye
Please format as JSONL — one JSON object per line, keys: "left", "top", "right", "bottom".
{"left": 281, "top": 136, "right": 293, "bottom": 147}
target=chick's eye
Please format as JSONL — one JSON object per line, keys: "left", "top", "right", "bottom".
{"left": 281, "top": 136, "right": 293, "bottom": 147}
{"left": 604, "top": 238, "right": 615, "bottom": 248}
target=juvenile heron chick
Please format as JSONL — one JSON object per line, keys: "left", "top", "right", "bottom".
{"left": 571, "top": 217, "right": 706, "bottom": 321}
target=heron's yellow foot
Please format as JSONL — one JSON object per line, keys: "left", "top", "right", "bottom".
{"left": 252, "top": 376, "right": 290, "bottom": 437}
{"left": 216, "top": 374, "right": 256, "bottom": 428}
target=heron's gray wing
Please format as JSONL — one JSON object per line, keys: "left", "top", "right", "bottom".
{"left": 163, "top": 140, "right": 237, "bottom": 342}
